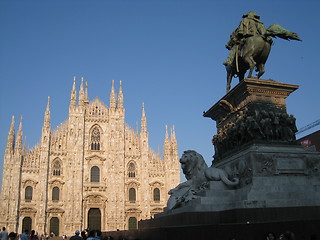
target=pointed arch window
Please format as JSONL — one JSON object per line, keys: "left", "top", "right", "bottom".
{"left": 91, "top": 166, "right": 100, "bottom": 183}
{"left": 128, "top": 162, "right": 136, "bottom": 178}
{"left": 52, "top": 187, "right": 60, "bottom": 201}
{"left": 25, "top": 186, "right": 33, "bottom": 201}
{"left": 129, "top": 188, "right": 136, "bottom": 202}
{"left": 52, "top": 159, "right": 61, "bottom": 176}
{"left": 90, "top": 126, "right": 101, "bottom": 151}
{"left": 153, "top": 188, "right": 160, "bottom": 202}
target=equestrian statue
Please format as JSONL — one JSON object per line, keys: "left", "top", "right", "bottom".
{"left": 224, "top": 11, "right": 301, "bottom": 93}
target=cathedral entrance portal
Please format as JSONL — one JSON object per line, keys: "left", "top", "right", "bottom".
{"left": 22, "top": 217, "right": 32, "bottom": 233}
{"left": 50, "top": 217, "right": 59, "bottom": 236}
{"left": 88, "top": 208, "right": 101, "bottom": 231}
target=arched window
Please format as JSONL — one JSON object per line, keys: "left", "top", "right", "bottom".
{"left": 128, "top": 217, "right": 137, "bottom": 230}
{"left": 90, "top": 126, "right": 101, "bottom": 150}
{"left": 91, "top": 166, "right": 100, "bottom": 182}
{"left": 153, "top": 188, "right": 160, "bottom": 201}
{"left": 129, "top": 188, "right": 136, "bottom": 202}
{"left": 25, "top": 186, "right": 33, "bottom": 201}
{"left": 128, "top": 162, "right": 136, "bottom": 178}
{"left": 52, "top": 159, "right": 61, "bottom": 176}
{"left": 52, "top": 187, "right": 60, "bottom": 201}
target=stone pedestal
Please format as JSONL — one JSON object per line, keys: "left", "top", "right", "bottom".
{"left": 155, "top": 143, "right": 320, "bottom": 218}
{"left": 204, "top": 78, "right": 299, "bottom": 162}
{"left": 195, "top": 79, "right": 320, "bottom": 213}
{"left": 159, "top": 144, "right": 320, "bottom": 216}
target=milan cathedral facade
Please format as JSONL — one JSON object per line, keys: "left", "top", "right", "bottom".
{"left": 0, "top": 78, "right": 180, "bottom": 236}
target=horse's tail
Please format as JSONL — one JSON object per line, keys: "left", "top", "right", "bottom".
{"left": 266, "top": 24, "right": 302, "bottom": 41}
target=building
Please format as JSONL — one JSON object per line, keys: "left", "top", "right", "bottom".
{"left": 297, "top": 129, "right": 320, "bottom": 152}
{"left": 0, "top": 78, "right": 180, "bottom": 236}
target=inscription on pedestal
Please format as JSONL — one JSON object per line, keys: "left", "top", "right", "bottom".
{"left": 275, "top": 157, "right": 307, "bottom": 175}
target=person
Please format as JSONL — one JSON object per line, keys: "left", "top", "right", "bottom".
{"left": 224, "top": 11, "right": 270, "bottom": 67}
{"left": 95, "top": 231, "right": 101, "bottom": 240}
{"left": 81, "top": 231, "right": 87, "bottom": 240}
{"left": 20, "top": 230, "right": 29, "bottom": 240}
{"left": 237, "top": 11, "right": 267, "bottom": 38}
{"left": 86, "top": 231, "right": 97, "bottom": 240}
{"left": 0, "top": 227, "right": 8, "bottom": 240}
{"left": 279, "top": 231, "right": 295, "bottom": 240}
{"left": 8, "top": 232, "right": 16, "bottom": 240}
{"left": 266, "top": 232, "right": 276, "bottom": 240}
{"left": 69, "top": 231, "right": 82, "bottom": 240}
{"left": 30, "top": 230, "right": 38, "bottom": 240}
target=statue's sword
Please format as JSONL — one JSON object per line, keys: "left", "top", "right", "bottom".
{"left": 235, "top": 45, "right": 239, "bottom": 73}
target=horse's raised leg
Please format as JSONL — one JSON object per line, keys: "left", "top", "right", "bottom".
{"left": 244, "top": 56, "right": 256, "bottom": 78}
{"left": 226, "top": 83, "right": 230, "bottom": 93}
{"left": 226, "top": 65, "right": 233, "bottom": 93}
{"left": 226, "top": 74, "right": 232, "bottom": 93}
{"left": 256, "top": 63, "right": 265, "bottom": 79}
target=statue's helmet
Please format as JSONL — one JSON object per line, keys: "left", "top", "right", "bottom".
{"left": 242, "top": 11, "right": 260, "bottom": 19}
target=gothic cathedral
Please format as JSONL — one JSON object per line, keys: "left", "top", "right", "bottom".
{"left": 0, "top": 78, "right": 180, "bottom": 236}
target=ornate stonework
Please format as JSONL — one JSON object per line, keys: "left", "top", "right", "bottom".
{"left": 0, "top": 78, "right": 180, "bottom": 236}
{"left": 204, "top": 78, "right": 299, "bottom": 161}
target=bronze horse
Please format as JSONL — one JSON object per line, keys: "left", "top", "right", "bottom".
{"left": 225, "top": 24, "right": 301, "bottom": 93}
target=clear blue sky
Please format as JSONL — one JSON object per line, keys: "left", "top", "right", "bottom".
{"left": 1, "top": 0, "right": 319, "bottom": 184}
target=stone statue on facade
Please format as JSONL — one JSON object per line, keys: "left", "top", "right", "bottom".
{"left": 224, "top": 11, "right": 302, "bottom": 92}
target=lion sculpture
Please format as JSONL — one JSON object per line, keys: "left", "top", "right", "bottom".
{"left": 166, "top": 150, "right": 240, "bottom": 211}
{"left": 166, "top": 150, "right": 208, "bottom": 210}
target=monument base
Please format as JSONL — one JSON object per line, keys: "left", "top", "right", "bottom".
{"left": 156, "top": 144, "right": 320, "bottom": 217}
{"left": 105, "top": 214, "right": 320, "bottom": 240}
{"left": 121, "top": 144, "right": 320, "bottom": 240}
{"left": 137, "top": 207, "right": 320, "bottom": 240}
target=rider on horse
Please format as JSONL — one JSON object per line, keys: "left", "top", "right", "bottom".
{"left": 223, "top": 11, "right": 301, "bottom": 92}
{"left": 223, "top": 11, "right": 272, "bottom": 67}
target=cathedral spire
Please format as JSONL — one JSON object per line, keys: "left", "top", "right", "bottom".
{"left": 5, "top": 116, "right": 15, "bottom": 155}
{"left": 141, "top": 102, "right": 147, "bottom": 133}
{"left": 15, "top": 116, "right": 23, "bottom": 150}
{"left": 117, "top": 80, "right": 123, "bottom": 109}
{"left": 136, "top": 121, "right": 139, "bottom": 134}
{"left": 163, "top": 125, "right": 170, "bottom": 158}
{"left": 85, "top": 81, "right": 89, "bottom": 104}
{"left": 110, "top": 80, "right": 116, "bottom": 109}
{"left": 140, "top": 102, "right": 149, "bottom": 150}
{"left": 170, "top": 125, "right": 178, "bottom": 159}
{"left": 171, "top": 125, "right": 176, "bottom": 142}
{"left": 79, "top": 77, "right": 85, "bottom": 107}
{"left": 69, "top": 76, "right": 77, "bottom": 112}
{"left": 165, "top": 125, "right": 169, "bottom": 140}
{"left": 44, "top": 96, "right": 51, "bottom": 129}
